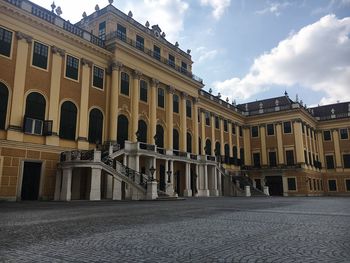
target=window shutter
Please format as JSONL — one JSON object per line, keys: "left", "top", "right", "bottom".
{"left": 43, "top": 120, "right": 53, "bottom": 136}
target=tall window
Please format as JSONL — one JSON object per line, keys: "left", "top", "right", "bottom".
{"left": 186, "top": 100, "right": 192, "bottom": 118}
{"left": 328, "top": 180, "right": 337, "bottom": 191}
{"left": 59, "top": 101, "right": 77, "bottom": 140}
{"left": 343, "top": 154, "right": 350, "bottom": 168}
{"left": 269, "top": 151, "right": 277, "bottom": 167}
{"left": 24, "top": 92, "right": 46, "bottom": 135}
{"left": 205, "top": 139, "right": 211, "bottom": 155}
{"left": 153, "top": 45, "right": 161, "bottom": 60}
{"left": 340, "top": 128, "right": 349, "bottom": 140}
{"left": 158, "top": 88, "right": 164, "bottom": 108}
{"left": 173, "top": 94, "right": 179, "bottom": 113}
{"left": 186, "top": 132, "right": 192, "bottom": 153}
{"left": 93, "top": 66, "right": 104, "bottom": 89}
{"left": 253, "top": 152, "right": 260, "bottom": 167}
{"left": 98, "top": 21, "right": 106, "bottom": 40}
{"left": 0, "top": 27, "right": 12, "bottom": 57}
{"left": 232, "top": 123, "right": 236, "bottom": 134}
{"left": 173, "top": 129, "right": 179, "bottom": 150}
{"left": 267, "top": 123, "right": 274, "bottom": 136}
{"left": 240, "top": 148, "right": 245, "bottom": 165}
{"left": 137, "top": 120, "right": 147, "bottom": 143}
{"left": 32, "top": 42, "right": 48, "bottom": 69}
{"left": 233, "top": 146, "right": 238, "bottom": 160}
{"left": 139, "top": 80, "right": 148, "bottom": 102}
{"left": 117, "top": 115, "right": 128, "bottom": 148}
{"left": 283, "top": 121, "right": 292, "bottom": 134}
{"left": 287, "top": 178, "right": 296, "bottom": 191}
{"left": 168, "top": 54, "right": 175, "bottom": 67}
{"left": 224, "top": 120, "right": 228, "bottom": 132}
{"left": 65, "top": 55, "right": 79, "bottom": 80}
{"left": 286, "top": 150, "right": 295, "bottom": 166}
{"left": 239, "top": 126, "right": 243, "bottom": 137}
{"left": 0, "top": 83, "right": 8, "bottom": 130}
{"left": 155, "top": 125, "right": 164, "bottom": 148}
{"left": 215, "top": 142, "right": 221, "bottom": 156}
{"left": 117, "top": 24, "right": 126, "bottom": 41}
{"left": 136, "top": 35, "right": 144, "bottom": 51}
{"left": 120, "top": 72, "right": 129, "bottom": 96}
{"left": 251, "top": 126, "right": 259, "bottom": 137}
{"left": 88, "top": 109, "right": 103, "bottom": 144}
{"left": 323, "top": 130, "right": 331, "bottom": 141}
{"left": 181, "top": 61, "right": 187, "bottom": 73}
{"left": 215, "top": 116, "right": 219, "bottom": 129}
{"left": 205, "top": 112, "right": 210, "bottom": 126}
{"left": 224, "top": 144, "right": 230, "bottom": 159}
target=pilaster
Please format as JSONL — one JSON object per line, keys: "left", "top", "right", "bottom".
{"left": 150, "top": 78, "right": 159, "bottom": 144}
{"left": 293, "top": 120, "right": 305, "bottom": 164}
{"left": 109, "top": 60, "right": 122, "bottom": 141}
{"left": 180, "top": 92, "right": 187, "bottom": 152}
{"left": 276, "top": 122, "right": 284, "bottom": 164}
{"left": 243, "top": 126, "right": 251, "bottom": 165}
{"left": 193, "top": 98, "right": 199, "bottom": 155}
{"left": 220, "top": 118, "right": 224, "bottom": 156}
{"left": 166, "top": 86, "right": 174, "bottom": 149}
{"left": 260, "top": 125, "right": 267, "bottom": 165}
{"left": 131, "top": 70, "right": 142, "bottom": 142}
{"left": 332, "top": 129, "right": 342, "bottom": 170}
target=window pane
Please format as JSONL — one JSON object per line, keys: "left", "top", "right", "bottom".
{"left": 328, "top": 180, "right": 337, "bottom": 191}
{"left": 168, "top": 54, "right": 175, "bottom": 67}
{"left": 283, "top": 122, "right": 291, "bottom": 133}
{"left": 24, "top": 118, "right": 34, "bottom": 133}
{"left": 224, "top": 120, "right": 228, "bottom": 132}
{"left": 286, "top": 150, "right": 294, "bottom": 165}
{"left": 117, "top": 24, "right": 126, "bottom": 41}
{"left": 99, "top": 21, "right": 106, "bottom": 40}
{"left": 323, "top": 130, "right": 331, "bottom": 141}
{"left": 120, "top": 72, "right": 129, "bottom": 95}
{"left": 267, "top": 124, "right": 274, "bottom": 135}
{"left": 136, "top": 35, "right": 144, "bottom": 51}
{"left": 32, "top": 42, "right": 48, "bottom": 69}
{"left": 173, "top": 95, "right": 179, "bottom": 113}
{"left": 340, "top": 128, "right": 349, "bottom": 140}
{"left": 253, "top": 153, "right": 260, "bottom": 167}
{"left": 153, "top": 45, "right": 160, "bottom": 60}
{"left": 287, "top": 178, "right": 296, "bottom": 191}
{"left": 269, "top": 151, "right": 277, "bottom": 166}
{"left": 326, "top": 155, "right": 334, "bottom": 169}
{"left": 66, "top": 55, "right": 79, "bottom": 80}
{"left": 34, "top": 120, "right": 43, "bottom": 135}
{"left": 343, "top": 154, "right": 350, "bottom": 168}
{"left": 140, "top": 80, "right": 148, "bottom": 102}
{"left": 186, "top": 100, "right": 191, "bottom": 118}
{"left": 251, "top": 126, "right": 259, "bottom": 137}
{"left": 158, "top": 88, "right": 164, "bottom": 108}
{"left": 0, "top": 27, "right": 12, "bottom": 57}
{"left": 215, "top": 116, "right": 219, "bottom": 129}
{"left": 93, "top": 66, "right": 104, "bottom": 89}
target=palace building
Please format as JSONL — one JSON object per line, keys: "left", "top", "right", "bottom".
{"left": 0, "top": 0, "right": 349, "bottom": 201}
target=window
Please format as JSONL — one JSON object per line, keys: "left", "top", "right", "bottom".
{"left": 205, "top": 139, "right": 211, "bottom": 155}
{"left": 224, "top": 120, "right": 228, "bottom": 132}
{"left": 173, "top": 94, "right": 179, "bottom": 113}
{"left": 306, "top": 127, "right": 309, "bottom": 136}
{"left": 181, "top": 61, "right": 187, "bottom": 73}
{"left": 59, "top": 101, "right": 77, "bottom": 140}
{"left": 93, "top": 66, "right": 104, "bottom": 89}
{"left": 325, "top": 155, "right": 335, "bottom": 169}
{"left": 0, "top": 27, "right": 12, "bottom": 57}
{"left": 232, "top": 123, "right": 236, "bottom": 134}
{"left": 98, "top": 21, "right": 106, "bottom": 40}
{"left": 240, "top": 148, "right": 245, "bottom": 165}
{"left": 308, "top": 152, "right": 312, "bottom": 166}
{"left": 32, "top": 42, "right": 48, "bottom": 69}
{"left": 340, "top": 128, "right": 349, "bottom": 140}
{"left": 120, "top": 72, "right": 129, "bottom": 96}
{"left": 117, "top": 24, "right": 126, "bottom": 41}
{"left": 323, "top": 130, "right": 331, "bottom": 141}
{"left": 65, "top": 55, "right": 79, "bottom": 80}
{"left": 0, "top": 83, "right": 9, "bottom": 130}
{"left": 346, "top": 179, "right": 350, "bottom": 191}
{"left": 88, "top": 108, "right": 103, "bottom": 144}
{"left": 283, "top": 121, "right": 292, "bottom": 134}
{"left": 286, "top": 150, "right": 294, "bottom": 166}
{"left": 137, "top": 120, "right": 147, "bottom": 143}
{"left": 328, "top": 180, "right": 337, "bottom": 191}
{"left": 269, "top": 151, "right": 277, "bottom": 167}
{"left": 140, "top": 80, "right": 148, "bottom": 102}
{"left": 302, "top": 124, "right": 305, "bottom": 134}
{"left": 215, "top": 116, "right": 219, "bottom": 129}
{"left": 153, "top": 45, "right": 161, "bottom": 60}
{"left": 186, "top": 100, "right": 192, "bottom": 118}
{"left": 117, "top": 115, "right": 128, "bottom": 148}
{"left": 168, "top": 54, "right": 175, "bottom": 67}
{"left": 253, "top": 152, "right": 261, "bottom": 167}
{"left": 304, "top": 150, "right": 308, "bottom": 165}
{"left": 136, "top": 35, "right": 144, "bottom": 51}
{"left": 239, "top": 126, "right": 243, "bottom": 137}
{"left": 158, "top": 88, "right": 164, "bottom": 108}
{"left": 173, "top": 129, "right": 179, "bottom": 151}
{"left": 155, "top": 125, "right": 164, "bottom": 148}
{"left": 287, "top": 178, "right": 296, "bottom": 191}
{"left": 343, "top": 154, "right": 350, "bottom": 168}
{"left": 24, "top": 92, "right": 46, "bottom": 135}
{"left": 186, "top": 132, "right": 192, "bottom": 153}
{"left": 267, "top": 123, "right": 274, "bottom": 136}
{"left": 251, "top": 126, "right": 259, "bottom": 137}
{"left": 215, "top": 142, "right": 221, "bottom": 156}
{"left": 205, "top": 112, "right": 210, "bottom": 126}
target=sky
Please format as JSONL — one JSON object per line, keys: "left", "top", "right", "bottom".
{"left": 30, "top": 0, "right": 350, "bottom": 106}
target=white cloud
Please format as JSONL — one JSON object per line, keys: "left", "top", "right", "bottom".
{"left": 195, "top": 47, "right": 219, "bottom": 64}
{"left": 312, "top": 0, "right": 350, "bottom": 15}
{"left": 213, "top": 15, "right": 350, "bottom": 105}
{"left": 200, "top": 0, "right": 231, "bottom": 19}
{"left": 255, "top": 2, "right": 291, "bottom": 16}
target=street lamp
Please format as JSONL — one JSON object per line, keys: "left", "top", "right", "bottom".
{"left": 149, "top": 166, "right": 156, "bottom": 181}
{"left": 166, "top": 170, "right": 172, "bottom": 183}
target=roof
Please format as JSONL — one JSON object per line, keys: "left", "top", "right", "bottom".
{"left": 237, "top": 95, "right": 294, "bottom": 112}
{"left": 310, "top": 102, "right": 350, "bottom": 119}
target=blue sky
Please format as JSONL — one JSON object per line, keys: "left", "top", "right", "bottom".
{"left": 30, "top": 0, "right": 350, "bottom": 106}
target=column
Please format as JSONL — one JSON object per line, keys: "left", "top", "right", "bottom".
{"left": 228, "top": 122, "right": 233, "bottom": 157}
{"left": 276, "top": 122, "right": 284, "bottom": 164}
{"left": 220, "top": 118, "right": 225, "bottom": 156}
{"left": 90, "top": 168, "right": 102, "bottom": 201}
{"left": 332, "top": 129, "right": 342, "bottom": 170}
{"left": 260, "top": 125, "right": 267, "bottom": 165}
{"left": 293, "top": 120, "right": 305, "bottom": 164}
{"left": 316, "top": 131, "right": 325, "bottom": 169}
{"left": 183, "top": 163, "right": 192, "bottom": 196}
{"left": 211, "top": 114, "right": 215, "bottom": 156}
{"left": 47, "top": 46, "right": 65, "bottom": 146}
{"left": 108, "top": 60, "right": 122, "bottom": 142}
{"left": 60, "top": 167, "right": 72, "bottom": 201}
{"left": 243, "top": 126, "right": 251, "bottom": 165}
{"left": 204, "top": 164, "right": 209, "bottom": 194}
{"left": 180, "top": 92, "right": 187, "bottom": 152}
{"left": 193, "top": 98, "right": 199, "bottom": 155}
{"left": 201, "top": 110, "right": 206, "bottom": 154}
{"left": 166, "top": 86, "right": 174, "bottom": 149}
{"left": 78, "top": 58, "right": 92, "bottom": 150}
{"left": 7, "top": 32, "right": 32, "bottom": 141}
{"left": 150, "top": 79, "right": 159, "bottom": 144}
{"left": 308, "top": 127, "right": 314, "bottom": 166}
{"left": 131, "top": 70, "right": 142, "bottom": 142}
{"left": 236, "top": 124, "right": 241, "bottom": 159}
{"left": 54, "top": 169, "right": 62, "bottom": 201}
{"left": 311, "top": 129, "right": 317, "bottom": 165}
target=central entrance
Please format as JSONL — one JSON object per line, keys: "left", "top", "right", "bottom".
{"left": 265, "top": 176, "right": 283, "bottom": 196}
{"left": 21, "top": 162, "right": 42, "bottom": 200}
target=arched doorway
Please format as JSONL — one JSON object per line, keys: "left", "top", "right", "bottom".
{"left": 224, "top": 144, "right": 230, "bottom": 163}
{"left": 88, "top": 108, "right": 103, "bottom": 144}
{"left": 137, "top": 119, "right": 147, "bottom": 143}
{"left": 117, "top": 115, "right": 128, "bottom": 148}
{"left": 205, "top": 139, "right": 211, "bottom": 155}
{"left": 155, "top": 124, "right": 164, "bottom": 148}
{"left": 186, "top": 132, "right": 192, "bottom": 153}
{"left": 173, "top": 129, "right": 179, "bottom": 151}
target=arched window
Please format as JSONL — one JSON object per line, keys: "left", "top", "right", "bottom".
{"left": 24, "top": 92, "right": 46, "bottom": 135}
{"left": 0, "top": 83, "right": 9, "bottom": 130}
{"left": 233, "top": 146, "right": 238, "bottom": 160}
{"left": 120, "top": 72, "right": 129, "bottom": 96}
{"left": 173, "top": 129, "right": 179, "bottom": 150}
{"left": 88, "top": 108, "right": 103, "bottom": 144}
{"left": 137, "top": 120, "right": 147, "bottom": 143}
{"left": 205, "top": 139, "right": 211, "bottom": 155}
{"left": 186, "top": 132, "right": 192, "bottom": 153}
{"left": 117, "top": 115, "right": 128, "bottom": 148}
{"left": 215, "top": 141, "right": 221, "bottom": 157}
{"left": 224, "top": 144, "right": 230, "bottom": 158}
{"left": 198, "top": 137, "right": 202, "bottom": 155}
{"left": 59, "top": 101, "right": 77, "bottom": 140}
{"left": 155, "top": 124, "right": 164, "bottom": 148}
{"left": 240, "top": 148, "right": 245, "bottom": 165}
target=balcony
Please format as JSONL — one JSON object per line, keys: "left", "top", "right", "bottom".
{"left": 106, "top": 31, "right": 203, "bottom": 84}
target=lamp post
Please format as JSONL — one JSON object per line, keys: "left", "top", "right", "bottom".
{"left": 149, "top": 166, "right": 156, "bottom": 181}
{"left": 166, "top": 170, "right": 172, "bottom": 183}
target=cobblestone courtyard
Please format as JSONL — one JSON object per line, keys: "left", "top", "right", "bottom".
{"left": 0, "top": 197, "right": 349, "bottom": 262}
